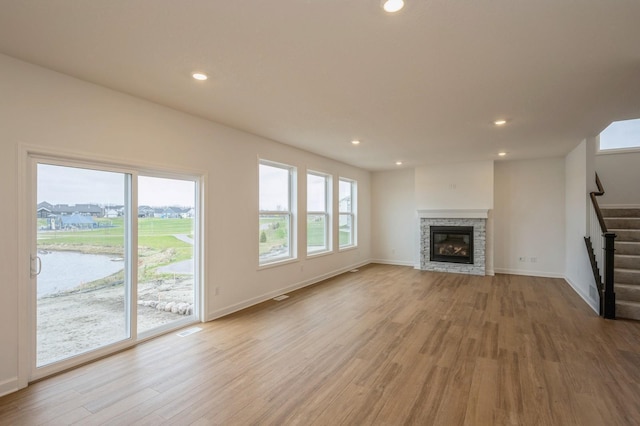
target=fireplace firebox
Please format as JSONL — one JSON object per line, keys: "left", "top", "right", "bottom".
{"left": 430, "top": 226, "right": 474, "bottom": 264}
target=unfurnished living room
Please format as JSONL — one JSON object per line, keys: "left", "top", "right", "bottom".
{"left": 1, "top": 1, "right": 640, "bottom": 424}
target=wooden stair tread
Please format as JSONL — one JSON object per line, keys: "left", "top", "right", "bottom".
{"left": 616, "top": 300, "right": 640, "bottom": 307}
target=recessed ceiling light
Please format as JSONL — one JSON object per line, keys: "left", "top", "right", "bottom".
{"left": 494, "top": 119, "right": 507, "bottom": 126}
{"left": 383, "top": 0, "right": 404, "bottom": 13}
{"left": 192, "top": 73, "right": 208, "bottom": 81}
{"left": 396, "top": 161, "right": 403, "bottom": 165}
{"left": 351, "top": 140, "right": 361, "bottom": 145}
{"left": 498, "top": 152, "right": 507, "bottom": 157}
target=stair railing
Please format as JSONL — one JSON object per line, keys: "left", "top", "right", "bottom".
{"left": 587, "top": 173, "right": 616, "bottom": 319}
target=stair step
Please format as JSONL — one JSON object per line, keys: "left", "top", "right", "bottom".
{"left": 616, "top": 300, "right": 640, "bottom": 321}
{"left": 614, "top": 254, "right": 640, "bottom": 269}
{"left": 601, "top": 208, "right": 640, "bottom": 218}
{"left": 615, "top": 283, "right": 640, "bottom": 303}
{"left": 614, "top": 268, "right": 640, "bottom": 285}
{"left": 610, "top": 229, "right": 640, "bottom": 242}
{"left": 605, "top": 218, "right": 640, "bottom": 230}
{"left": 615, "top": 242, "right": 640, "bottom": 255}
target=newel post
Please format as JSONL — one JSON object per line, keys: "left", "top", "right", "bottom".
{"left": 603, "top": 232, "right": 617, "bottom": 319}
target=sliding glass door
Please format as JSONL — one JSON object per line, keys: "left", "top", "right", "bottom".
{"left": 35, "top": 163, "right": 131, "bottom": 367}
{"left": 32, "top": 158, "right": 199, "bottom": 376}
{"left": 137, "top": 176, "right": 196, "bottom": 335}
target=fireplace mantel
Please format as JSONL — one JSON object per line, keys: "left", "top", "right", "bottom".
{"left": 417, "top": 209, "right": 489, "bottom": 219}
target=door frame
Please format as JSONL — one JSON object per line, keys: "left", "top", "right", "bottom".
{"left": 17, "top": 144, "right": 207, "bottom": 386}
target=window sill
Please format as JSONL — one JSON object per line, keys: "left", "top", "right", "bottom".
{"left": 306, "top": 250, "right": 334, "bottom": 260}
{"left": 258, "top": 257, "right": 298, "bottom": 270}
{"left": 597, "top": 147, "right": 640, "bottom": 155}
{"left": 339, "top": 245, "right": 358, "bottom": 252}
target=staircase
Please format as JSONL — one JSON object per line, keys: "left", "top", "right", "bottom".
{"left": 602, "top": 208, "right": 640, "bottom": 320}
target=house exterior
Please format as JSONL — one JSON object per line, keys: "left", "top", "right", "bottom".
{"left": 59, "top": 213, "right": 97, "bottom": 229}
{"left": 37, "top": 202, "right": 104, "bottom": 218}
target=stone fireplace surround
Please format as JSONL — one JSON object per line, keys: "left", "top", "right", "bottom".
{"left": 418, "top": 209, "right": 488, "bottom": 276}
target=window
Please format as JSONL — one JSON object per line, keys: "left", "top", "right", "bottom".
{"left": 259, "top": 160, "right": 296, "bottom": 265}
{"left": 598, "top": 118, "right": 640, "bottom": 152}
{"left": 339, "top": 178, "right": 357, "bottom": 248}
{"left": 307, "top": 171, "right": 331, "bottom": 255}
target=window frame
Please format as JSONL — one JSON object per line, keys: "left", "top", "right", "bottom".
{"left": 22, "top": 148, "right": 203, "bottom": 383}
{"left": 306, "top": 170, "right": 332, "bottom": 256}
{"left": 338, "top": 177, "right": 357, "bottom": 250}
{"left": 597, "top": 118, "right": 640, "bottom": 155}
{"left": 258, "top": 159, "right": 297, "bottom": 266}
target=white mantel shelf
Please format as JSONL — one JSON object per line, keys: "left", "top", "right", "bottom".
{"left": 417, "top": 209, "right": 489, "bottom": 219}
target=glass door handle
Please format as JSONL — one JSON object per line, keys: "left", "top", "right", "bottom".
{"left": 31, "top": 255, "right": 42, "bottom": 277}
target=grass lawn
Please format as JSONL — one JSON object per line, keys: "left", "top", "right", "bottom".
{"left": 259, "top": 216, "right": 289, "bottom": 255}
{"left": 38, "top": 218, "right": 194, "bottom": 277}
{"left": 307, "top": 220, "right": 326, "bottom": 251}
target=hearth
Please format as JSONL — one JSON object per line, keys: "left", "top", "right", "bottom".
{"left": 430, "top": 226, "right": 474, "bottom": 264}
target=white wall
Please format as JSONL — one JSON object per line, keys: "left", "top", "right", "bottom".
{"left": 370, "top": 169, "right": 415, "bottom": 266}
{"left": 414, "top": 161, "right": 495, "bottom": 273}
{"left": 493, "top": 158, "right": 565, "bottom": 277}
{"left": 595, "top": 151, "right": 640, "bottom": 206}
{"left": 564, "top": 140, "right": 599, "bottom": 311}
{"left": 414, "top": 161, "right": 494, "bottom": 210}
{"left": 0, "top": 54, "right": 371, "bottom": 395}
{"left": 371, "top": 163, "right": 496, "bottom": 271}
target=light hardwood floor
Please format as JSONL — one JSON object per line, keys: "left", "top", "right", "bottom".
{"left": 1, "top": 264, "right": 640, "bottom": 425}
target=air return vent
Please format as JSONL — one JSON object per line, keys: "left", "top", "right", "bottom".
{"left": 176, "top": 327, "right": 202, "bottom": 337}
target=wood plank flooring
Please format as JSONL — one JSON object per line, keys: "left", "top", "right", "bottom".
{"left": 2, "top": 264, "right": 640, "bottom": 425}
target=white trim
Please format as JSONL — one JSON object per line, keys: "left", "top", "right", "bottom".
{"left": 493, "top": 268, "right": 564, "bottom": 279}
{"left": 338, "top": 244, "right": 358, "bottom": 253}
{"left": 257, "top": 256, "right": 299, "bottom": 270}
{"left": 19, "top": 143, "right": 207, "bottom": 177}
{"left": 0, "top": 377, "right": 19, "bottom": 398}
{"left": 563, "top": 275, "right": 599, "bottom": 314}
{"left": 370, "top": 259, "right": 415, "bottom": 267}
{"left": 596, "top": 147, "right": 640, "bottom": 155}
{"left": 417, "top": 209, "right": 489, "bottom": 219}
{"left": 17, "top": 144, "right": 31, "bottom": 391}
{"left": 208, "top": 260, "right": 370, "bottom": 321}
{"left": 599, "top": 204, "right": 640, "bottom": 209}
{"left": 306, "top": 249, "right": 334, "bottom": 260}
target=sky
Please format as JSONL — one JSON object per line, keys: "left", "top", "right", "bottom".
{"left": 37, "top": 164, "right": 195, "bottom": 207}
{"left": 259, "top": 164, "right": 290, "bottom": 211}
{"left": 600, "top": 118, "right": 640, "bottom": 150}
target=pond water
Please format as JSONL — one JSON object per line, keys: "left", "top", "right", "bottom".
{"left": 37, "top": 251, "right": 124, "bottom": 297}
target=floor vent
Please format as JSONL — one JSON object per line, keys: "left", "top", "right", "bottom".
{"left": 177, "top": 327, "right": 202, "bottom": 337}
{"left": 273, "top": 295, "right": 289, "bottom": 301}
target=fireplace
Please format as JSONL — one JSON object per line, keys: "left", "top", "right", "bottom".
{"left": 418, "top": 210, "right": 487, "bottom": 275}
{"left": 430, "top": 226, "right": 474, "bottom": 264}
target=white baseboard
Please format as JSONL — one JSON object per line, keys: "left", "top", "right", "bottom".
{"left": 370, "top": 259, "right": 415, "bottom": 267}
{"left": 600, "top": 204, "right": 640, "bottom": 209}
{"left": 207, "top": 259, "right": 371, "bottom": 321}
{"left": 493, "top": 268, "right": 564, "bottom": 279}
{"left": 564, "top": 275, "right": 599, "bottom": 314}
{"left": 0, "top": 377, "right": 19, "bottom": 398}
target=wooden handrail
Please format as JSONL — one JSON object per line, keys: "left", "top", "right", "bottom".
{"left": 588, "top": 172, "right": 616, "bottom": 319}
{"left": 590, "top": 173, "right": 607, "bottom": 232}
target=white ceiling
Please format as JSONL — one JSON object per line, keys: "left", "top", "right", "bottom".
{"left": 1, "top": 0, "right": 639, "bottom": 170}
